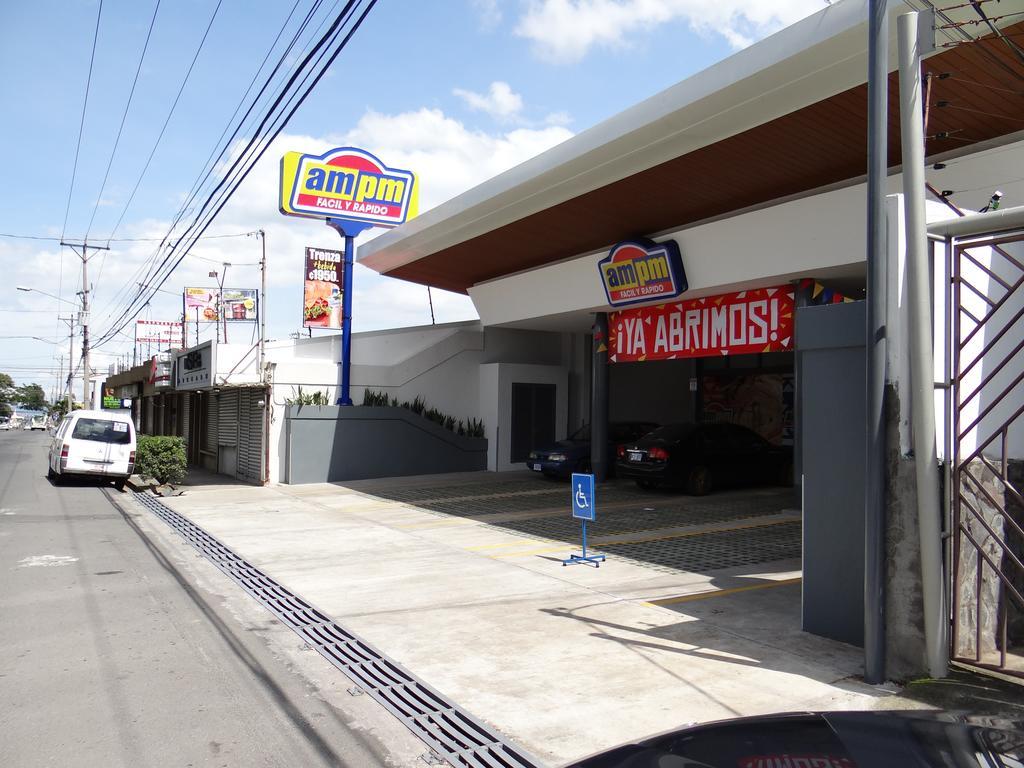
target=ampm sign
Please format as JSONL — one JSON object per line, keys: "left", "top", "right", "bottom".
{"left": 279, "top": 146, "right": 418, "bottom": 228}
{"left": 598, "top": 238, "right": 687, "bottom": 308}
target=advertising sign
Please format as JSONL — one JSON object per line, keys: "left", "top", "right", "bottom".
{"left": 599, "top": 238, "right": 688, "bottom": 308}
{"left": 173, "top": 342, "right": 213, "bottom": 390}
{"left": 101, "top": 388, "right": 132, "bottom": 410}
{"left": 608, "top": 286, "right": 795, "bottom": 363}
{"left": 279, "top": 146, "right": 417, "bottom": 228}
{"left": 303, "top": 246, "right": 344, "bottom": 329}
{"left": 135, "top": 319, "right": 184, "bottom": 346}
{"left": 183, "top": 287, "right": 258, "bottom": 323}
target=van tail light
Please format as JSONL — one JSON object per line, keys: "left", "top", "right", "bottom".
{"left": 60, "top": 444, "right": 69, "bottom": 470}
{"left": 616, "top": 445, "right": 626, "bottom": 459}
{"left": 648, "top": 446, "right": 669, "bottom": 461}
{"left": 127, "top": 450, "right": 136, "bottom": 474}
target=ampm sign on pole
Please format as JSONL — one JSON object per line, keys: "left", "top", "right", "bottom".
{"left": 279, "top": 147, "right": 417, "bottom": 227}
{"left": 280, "top": 146, "right": 417, "bottom": 405}
{"left": 563, "top": 473, "right": 605, "bottom": 567}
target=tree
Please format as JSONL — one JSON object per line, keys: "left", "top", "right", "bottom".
{"left": 0, "top": 373, "right": 13, "bottom": 417}
{"left": 15, "top": 383, "right": 47, "bottom": 411}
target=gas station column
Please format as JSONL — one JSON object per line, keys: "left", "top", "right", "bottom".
{"left": 591, "top": 313, "right": 610, "bottom": 482}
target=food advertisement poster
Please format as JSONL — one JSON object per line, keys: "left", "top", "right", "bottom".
{"left": 303, "top": 246, "right": 344, "bottom": 329}
{"left": 701, "top": 373, "right": 795, "bottom": 445}
{"left": 183, "top": 287, "right": 258, "bottom": 323}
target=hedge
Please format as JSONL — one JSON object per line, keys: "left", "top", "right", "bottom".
{"left": 136, "top": 435, "right": 187, "bottom": 485}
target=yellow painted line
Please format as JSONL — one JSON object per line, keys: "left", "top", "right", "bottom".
{"left": 489, "top": 517, "right": 799, "bottom": 559}
{"left": 646, "top": 577, "right": 803, "bottom": 607}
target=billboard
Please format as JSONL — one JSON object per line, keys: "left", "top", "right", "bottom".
{"left": 279, "top": 146, "right": 417, "bottom": 228}
{"left": 303, "top": 246, "right": 344, "bottom": 329}
{"left": 135, "top": 320, "right": 184, "bottom": 346}
{"left": 608, "top": 286, "right": 795, "bottom": 363}
{"left": 183, "top": 287, "right": 258, "bottom": 322}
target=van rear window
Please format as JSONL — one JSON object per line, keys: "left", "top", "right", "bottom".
{"left": 71, "top": 418, "right": 131, "bottom": 445}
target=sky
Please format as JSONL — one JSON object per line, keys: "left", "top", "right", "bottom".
{"left": 0, "top": 0, "right": 826, "bottom": 396}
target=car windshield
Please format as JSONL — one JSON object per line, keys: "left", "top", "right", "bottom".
{"left": 71, "top": 418, "right": 131, "bottom": 445}
{"left": 642, "top": 423, "right": 696, "bottom": 442}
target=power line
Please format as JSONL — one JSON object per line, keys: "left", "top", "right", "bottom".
{"left": 103, "top": 0, "right": 224, "bottom": 244}
{"left": 0, "top": 230, "right": 259, "bottom": 242}
{"left": 95, "top": 0, "right": 376, "bottom": 347}
{"left": 60, "top": 0, "right": 104, "bottom": 241}
{"left": 84, "top": 0, "right": 162, "bottom": 242}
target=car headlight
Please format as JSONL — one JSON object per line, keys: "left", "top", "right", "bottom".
{"left": 547, "top": 453, "right": 567, "bottom": 462}
{"left": 529, "top": 451, "right": 539, "bottom": 459}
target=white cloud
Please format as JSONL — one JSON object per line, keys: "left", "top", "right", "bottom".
{"left": 471, "top": 0, "right": 503, "bottom": 30}
{"left": 514, "top": 0, "right": 826, "bottom": 63}
{"left": 453, "top": 81, "right": 524, "bottom": 121}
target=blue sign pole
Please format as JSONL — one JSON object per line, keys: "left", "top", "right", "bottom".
{"left": 326, "top": 218, "right": 372, "bottom": 406}
{"left": 563, "top": 472, "right": 605, "bottom": 567}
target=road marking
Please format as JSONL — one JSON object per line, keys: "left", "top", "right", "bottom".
{"left": 17, "top": 555, "right": 79, "bottom": 568}
{"left": 645, "top": 577, "right": 803, "bottom": 607}
{"left": 486, "top": 517, "right": 800, "bottom": 558}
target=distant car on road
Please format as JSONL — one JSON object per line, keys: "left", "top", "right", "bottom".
{"left": 0, "top": 420, "right": 10, "bottom": 431}
{"left": 47, "top": 410, "right": 136, "bottom": 491}
{"left": 29, "top": 415, "right": 46, "bottom": 431}
{"left": 565, "top": 710, "right": 1024, "bottom": 768}
{"left": 527, "top": 421, "right": 659, "bottom": 479}
{"left": 616, "top": 422, "right": 792, "bottom": 494}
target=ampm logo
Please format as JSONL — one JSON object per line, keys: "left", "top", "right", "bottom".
{"left": 598, "top": 238, "right": 687, "bottom": 308}
{"left": 279, "top": 146, "right": 417, "bottom": 228}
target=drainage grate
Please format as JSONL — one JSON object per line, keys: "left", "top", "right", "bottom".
{"left": 129, "top": 491, "right": 544, "bottom": 768}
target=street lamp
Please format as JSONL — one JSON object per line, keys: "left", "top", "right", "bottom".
{"left": 16, "top": 286, "right": 79, "bottom": 308}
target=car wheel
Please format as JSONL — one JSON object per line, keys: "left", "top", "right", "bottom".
{"left": 636, "top": 479, "right": 659, "bottom": 490}
{"left": 686, "top": 466, "right": 712, "bottom": 496}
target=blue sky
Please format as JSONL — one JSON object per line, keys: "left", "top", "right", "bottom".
{"left": 0, "top": 0, "right": 822, "bottom": 394}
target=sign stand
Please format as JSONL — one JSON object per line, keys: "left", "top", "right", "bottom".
{"left": 325, "top": 218, "right": 372, "bottom": 406}
{"left": 563, "top": 472, "right": 605, "bottom": 568}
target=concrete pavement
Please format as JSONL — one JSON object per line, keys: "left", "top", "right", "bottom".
{"left": 0, "top": 431, "right": 424, "bottom": 768}
{"left": 153, "top": 471, "right": 914, "bottom": 766}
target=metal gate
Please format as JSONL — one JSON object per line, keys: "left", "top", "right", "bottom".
{"left": 235, "top": 388, "right": 264, "bottom": 484}
{"left": 948, "top": 219, "right": 1024, "bottom": 677}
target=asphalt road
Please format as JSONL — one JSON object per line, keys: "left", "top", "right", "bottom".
{"left": 0, "top": 430, "right": 412, "bottom": 768}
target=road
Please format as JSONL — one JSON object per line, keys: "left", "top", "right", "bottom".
{"left": 0, "top": 430, "right": 416, "bottom": 768}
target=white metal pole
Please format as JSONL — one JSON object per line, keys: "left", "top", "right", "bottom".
{"left": 898, "top": 11, "right": 947, "bottom": 679}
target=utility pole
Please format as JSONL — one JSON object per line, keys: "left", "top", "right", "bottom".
{"left": 60, "top": 240, "right": 109, "bottom": 410}
{"left": 59, "top": 314, "right": 75, "bottom": 414}
{"left": 259, "top": 230, "right": 266, "bottom": 379}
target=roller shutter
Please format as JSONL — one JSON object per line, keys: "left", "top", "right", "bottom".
{"left": 181, "top": 393, "right": 190, "bottom": 445}
{"left": 217, "top": 390, "right": 239, "bottom": 447}
{"left": 236, "top": 388, "right": 264, "bottom": 484}
{"left": 204, "top": 392, "right": 218, "bottom": 453}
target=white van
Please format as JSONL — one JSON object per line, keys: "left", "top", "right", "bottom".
{"left": 48, "top": 410, "right": 136, "bottom": 490}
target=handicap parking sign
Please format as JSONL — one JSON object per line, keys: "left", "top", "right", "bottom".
{"left": 571, "top": 473, "right": 595, "bottom": 521}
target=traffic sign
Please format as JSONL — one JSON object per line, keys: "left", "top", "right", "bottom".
{"left": 571, "top": 472, "right": 595, "bottom": 521}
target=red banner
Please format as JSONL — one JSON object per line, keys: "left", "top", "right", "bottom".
{"left": 608, "top": 286, "right": 794, "bottom": 363}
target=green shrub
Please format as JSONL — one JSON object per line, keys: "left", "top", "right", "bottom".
{"left": 360, "top": 389, "right": 485, "bottom": 438}
{"left": 286, "top": 386, "right": 331, "bottom": 405}
{"left": 136, "top": 435, "right": 187, "bottom": 485}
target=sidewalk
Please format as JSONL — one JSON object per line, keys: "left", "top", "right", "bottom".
{"left": 155, "top": 473, "right": 909, "bottom": 766}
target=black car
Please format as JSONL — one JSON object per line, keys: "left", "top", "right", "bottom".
{"left": 566, "top": 710, "right": 1024, "bottom": 768}
{"left": 616, "top": 422, "right": 792, "bottom": 494}
{"left": 527, "top": 421, "right": 659, "bottom": 479}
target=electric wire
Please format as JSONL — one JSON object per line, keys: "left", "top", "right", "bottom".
{"left": 103, "top": 0, "right": 224, "bottom": 245}
{"left": 94, "top": 0, "right": 375, "bottom": 348}
{"left": 84, "top": 0, "right": 162, "bottom": 242}
{"left": 92, "top": 0, "right": 321, "bottom": 328}
{"left": 60, "top": 0, "right": 103, "bottom": 242}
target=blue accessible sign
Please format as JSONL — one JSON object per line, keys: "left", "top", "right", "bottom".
{"left": 572, "top": 473, "right": 595, "bottom": 520}
{"left": 564, "top": 472, "right": 604, "bottom": 567}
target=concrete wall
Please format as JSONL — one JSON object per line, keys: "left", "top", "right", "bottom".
{"left": 284, "top": 405, "right": 487, "bottom": 484}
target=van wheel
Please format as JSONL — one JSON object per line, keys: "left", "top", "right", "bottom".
{"left": 686, "top": 466, "right": 712, "bottom": 496}
{"left": 113, "top": 479, "right": 126, "bottom": 492}
{"left": 47, "top": 466, "right": 55, "bottom": 480}
{"left": 50, "top": 470, "right": 62, "bottom": 486}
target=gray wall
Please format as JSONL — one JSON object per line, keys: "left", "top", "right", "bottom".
{"left": 797, "top": 301, "right": 865, "bottom": 647}
{"left": 285, "top": 405, "right": 487, "bottom": 484}
{"left": 609, "top": 358, "right": 697, "bottom": 425}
